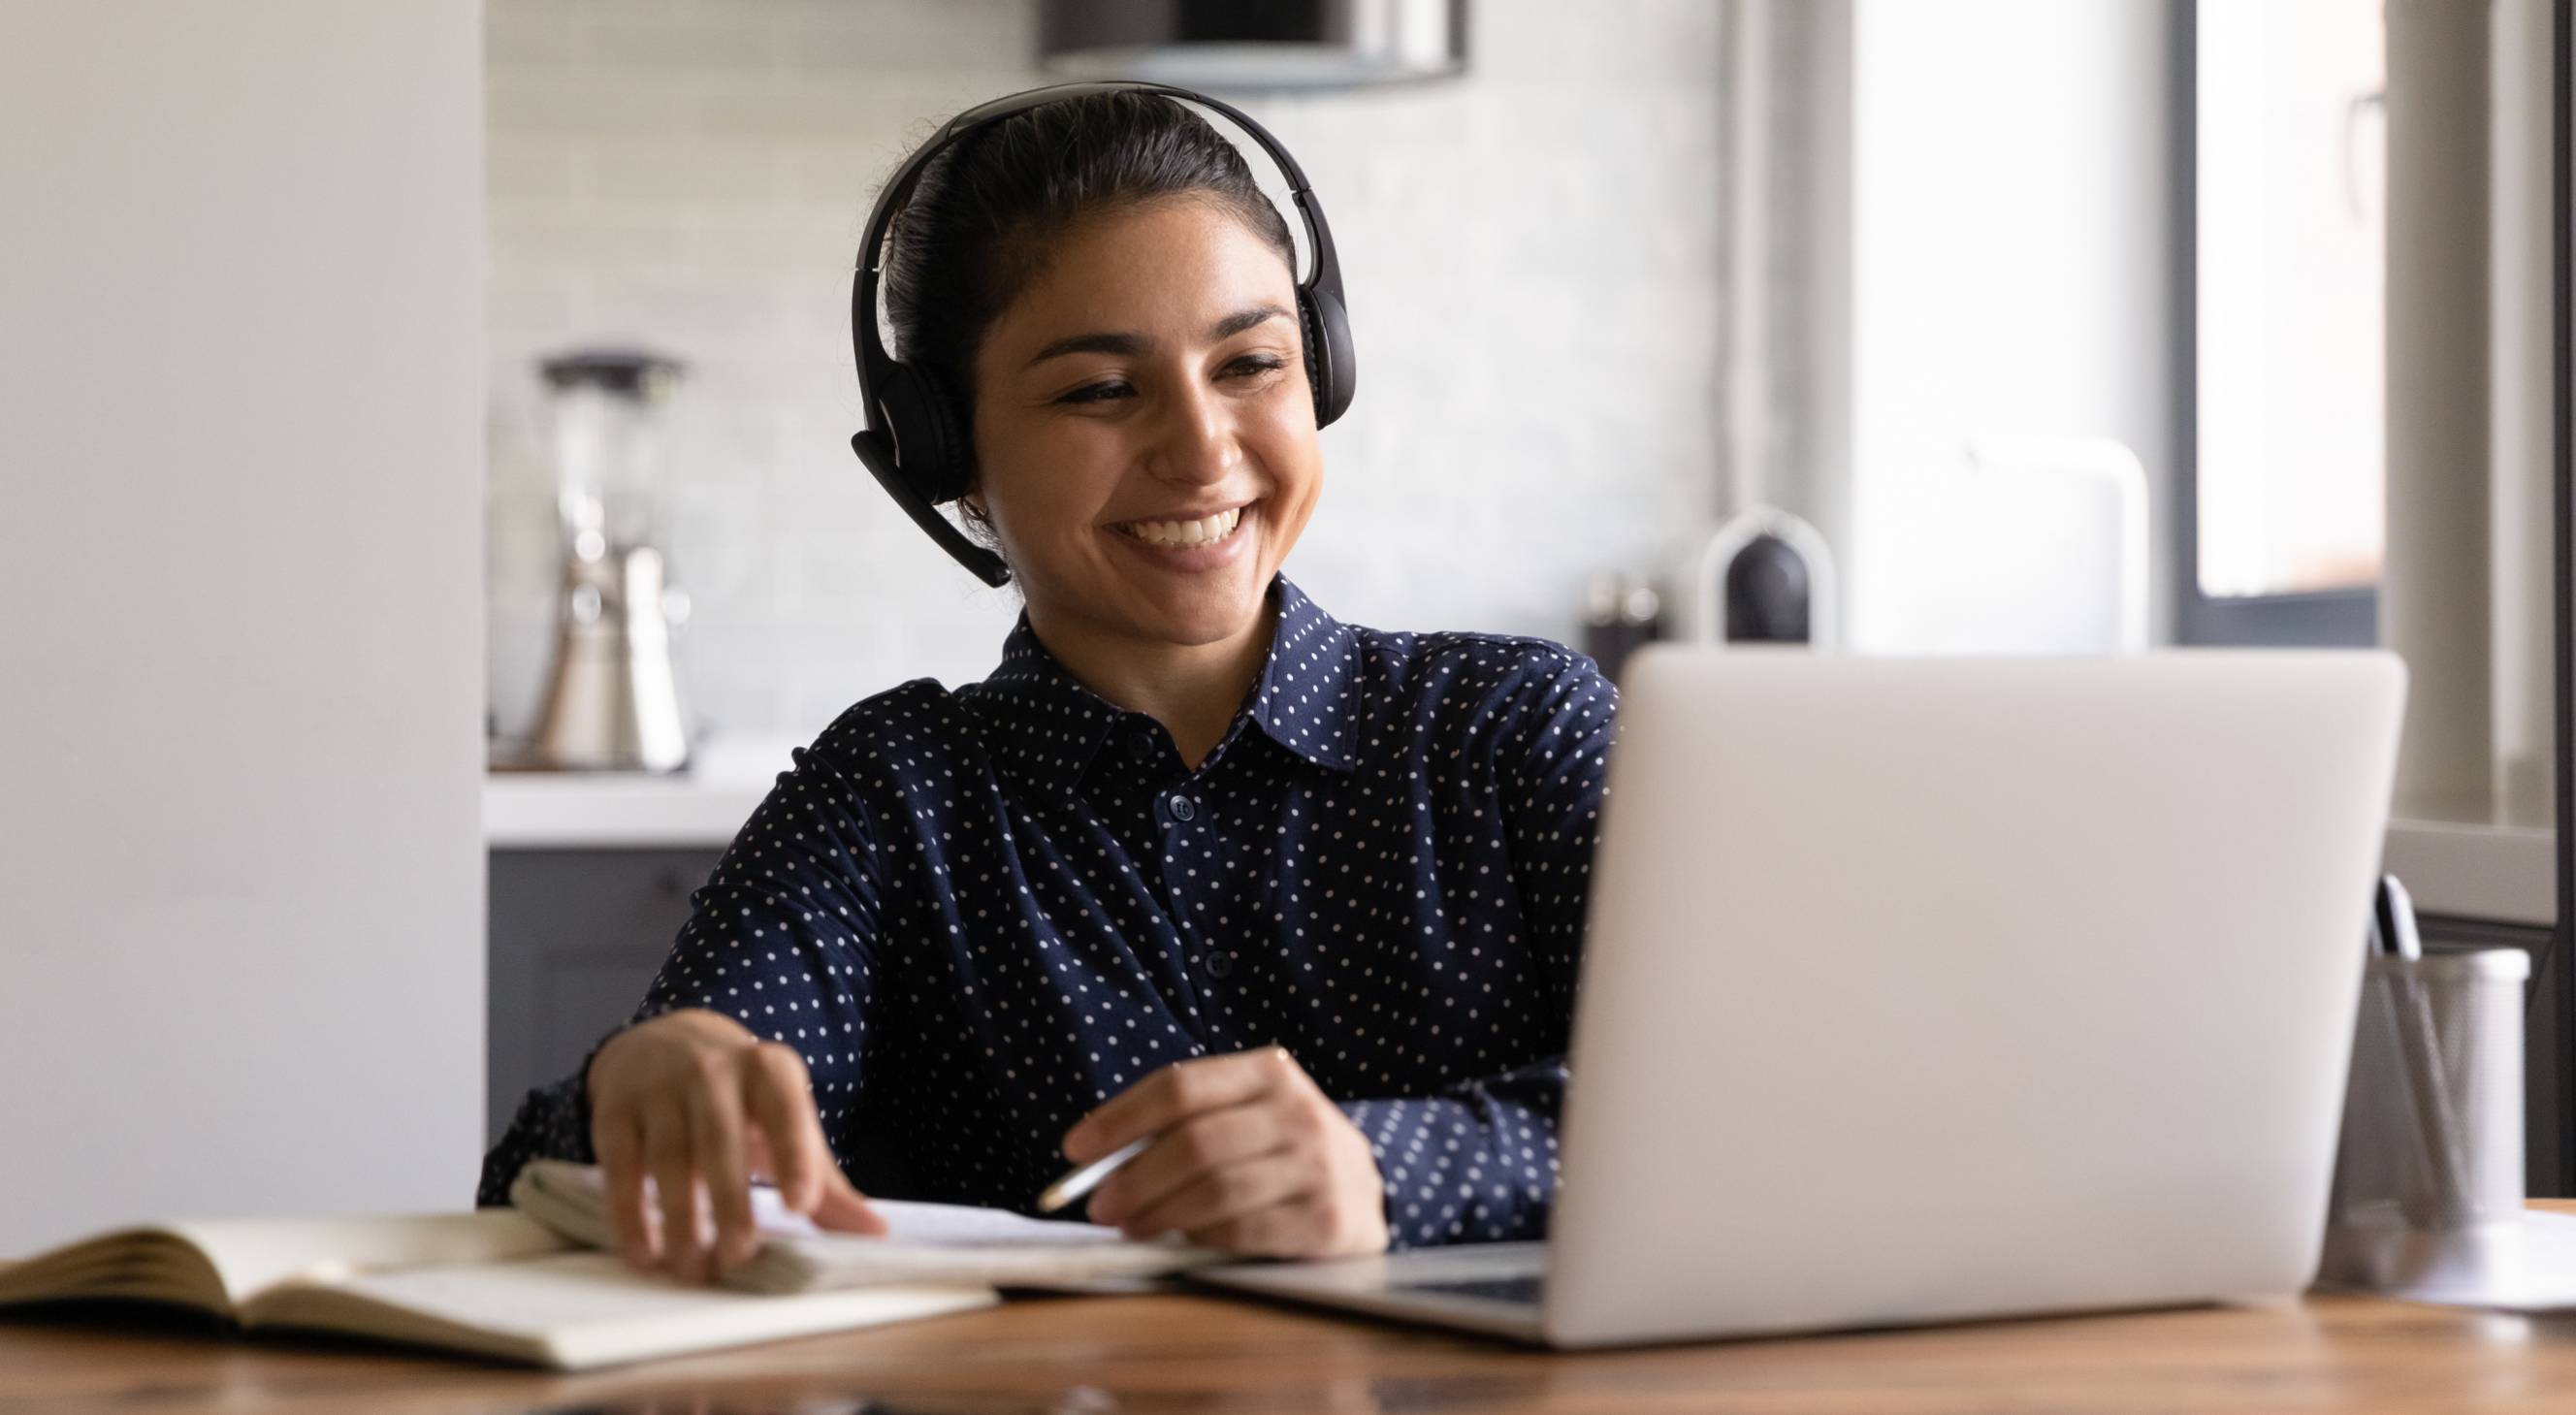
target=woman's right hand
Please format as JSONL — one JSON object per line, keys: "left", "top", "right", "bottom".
{"left": 585, "top": 1008, "right": 886, "bottom": 1282}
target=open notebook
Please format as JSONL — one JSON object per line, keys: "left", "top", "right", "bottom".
{"left": 0, "top": 1207, "right": 992, "bottom": 1369}
{"left": 508, "top": 1159, "right": 1226, "bottom": 1293}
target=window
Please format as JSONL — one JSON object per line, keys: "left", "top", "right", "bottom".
{"left": 2177, "top": 0, "right": 2384, "bottom": 645}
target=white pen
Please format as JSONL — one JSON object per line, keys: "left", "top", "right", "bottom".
{"left": 1036, "top": 1136, "right": 1151, "bottom": 1214}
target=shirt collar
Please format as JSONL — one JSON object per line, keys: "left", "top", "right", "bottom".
{"left": 1246, "top": 574, "right": 1362, "bottom": 775}
{"left": 966, "top": 572, "right": 1363, "bottom": 798}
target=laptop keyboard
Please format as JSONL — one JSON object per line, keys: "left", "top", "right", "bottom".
{"left": 1393, "top": 1272, "right": 1546, "bottom": 1306}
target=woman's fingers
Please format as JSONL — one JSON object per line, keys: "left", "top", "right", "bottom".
{"left": 743, "top": 1045, "right": 824, "bottom": 1212}
{"left": 640, "top": 1105, "right": 705, "bottom": 1279}
{"left": 587, "top": 1012, "right": 881, "bottom": 1281}
{"left": 1120, "top": 1146, "right": 1319, "bottom": 1240}
{"left": 1198, "top": 1195, "right": 1341, "bottom": 1258}
{"left": 810, "top": 1171, "right": 890, "bottom": 1236}
{"left": 1086, "top": 1104, "right": 1287, "bottom": 1228}
{"left": 685, "top": 1081, "right": 759, "bottom": 1272}
{"left": 1063, "top": 1046, "right": 1388, "bottom": 1260}
{"left": 740, "top": 1125, "right": 779, "bottom": 1189}
{"left": 591, "top": 1116, "right": 654, "bottom": 1268}
{"left": 1063, "top": 1045, "right": 1296, "bottom": 1163}
{"left": 742, "top": 1045, "right": 889, "bottom": 1237}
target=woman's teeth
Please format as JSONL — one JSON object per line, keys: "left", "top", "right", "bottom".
{"left": 1116, "top": 504, "right": 1244, "bottom": 547}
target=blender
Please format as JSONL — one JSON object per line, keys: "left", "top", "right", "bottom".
{"left": 515, "top": 347, "right": 695, "bottom": 773}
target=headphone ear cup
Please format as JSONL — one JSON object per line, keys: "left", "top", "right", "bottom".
{"left": 918, "top": 370, "right": 974, "bottom": 503}
{"left": 874, "top": 363, "right": 970, "bottom": 504}
{"left": 1299, "top": 286, "right": 1358, "bottom": 429}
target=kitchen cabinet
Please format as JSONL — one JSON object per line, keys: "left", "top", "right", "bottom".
{"left": 486, "top": 847, "right": 724, "bottom": 1145}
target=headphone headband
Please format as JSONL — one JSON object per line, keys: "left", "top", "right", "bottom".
{"left": 849, "top": 81, "right": 1357, "bottom": 587}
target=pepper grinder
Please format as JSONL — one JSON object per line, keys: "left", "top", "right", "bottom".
{"left": 1582, "top": 572, "right": 1665, "bottom": 685}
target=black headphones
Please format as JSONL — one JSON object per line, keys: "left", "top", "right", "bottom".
{"left": 849, "top": 81, "right": 1359, "bottom": 587}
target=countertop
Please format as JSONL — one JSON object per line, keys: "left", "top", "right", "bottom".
{"left": 483, "top": 735, "right": 799, "bottom": 850}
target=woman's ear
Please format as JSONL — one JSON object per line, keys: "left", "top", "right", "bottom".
{"left": 956, "top": 486, "right": 1001, "bottom": 550}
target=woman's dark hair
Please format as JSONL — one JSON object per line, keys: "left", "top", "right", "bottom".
{"left": 876, "top": 91, "right": 1298, "bottom": 542}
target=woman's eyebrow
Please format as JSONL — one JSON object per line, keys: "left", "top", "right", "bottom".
{"left": 1021, "top": 305, "right": 1292, "bottom": 370}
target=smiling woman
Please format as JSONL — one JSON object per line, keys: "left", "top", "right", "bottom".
{"left": 479, "top": 85, "right": 1620, "bottom": 1285}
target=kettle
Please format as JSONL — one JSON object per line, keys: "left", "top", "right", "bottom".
{"left": 1673, "top": 505, "right": 1838, "bottom": 650}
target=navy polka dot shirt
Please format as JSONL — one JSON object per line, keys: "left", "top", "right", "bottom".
{"left": 479, "top": 573, "right": 1620, "bottom": 1249}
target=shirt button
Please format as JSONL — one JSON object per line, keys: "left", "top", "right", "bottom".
{"left": 1168, "top": 794, "right": 1197, "bottom": 822}
{"left": 1205, "top": 951, "right": 1236, "bottom": 979}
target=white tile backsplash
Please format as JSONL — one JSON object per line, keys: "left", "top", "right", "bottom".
{"left": 487, "top": 0, "right": 1728, "bottom": 746}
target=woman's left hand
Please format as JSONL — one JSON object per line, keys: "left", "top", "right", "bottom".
{"left": 1062, "top": 1045, "right": 1389, "bottom": 1258}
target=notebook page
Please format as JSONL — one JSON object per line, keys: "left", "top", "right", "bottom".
{"left": 159, "top": 1211, "right": 572, "bottom": 1305}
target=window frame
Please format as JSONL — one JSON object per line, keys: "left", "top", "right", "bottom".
{"left": 2548, "top": 0, "right": 2574, "bottom": 1195}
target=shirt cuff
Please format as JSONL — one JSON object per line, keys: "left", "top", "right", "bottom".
{"left": 1336, "top": 1095, "right": 1559, "bottom": 1250}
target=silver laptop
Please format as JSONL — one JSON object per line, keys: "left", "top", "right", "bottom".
{"left": 1192, "top": 647, "right": 2407, "bottom": 1346}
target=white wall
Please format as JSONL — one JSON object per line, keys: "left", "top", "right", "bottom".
{"left": 482, "top": 0, "right": 1727, "bottom": 745}
{"left": 0, "top": 2, "right": 485, "bottom": 1251}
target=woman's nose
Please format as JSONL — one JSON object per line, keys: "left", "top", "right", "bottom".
{"left": 1147, "top": 379, "right": 1241, "bottom": 485}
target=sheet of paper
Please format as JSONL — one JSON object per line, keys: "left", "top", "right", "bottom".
{"left": 870, "top": 1199, "right": 1136, "bottom": 1248}
{"left": 511, "top": 1160, "right": 1219, "bottom": 1296}
{"left": 525, "top": 1159, "right": 1133, "bottom": 1248}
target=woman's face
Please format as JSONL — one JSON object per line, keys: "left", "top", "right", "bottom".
{"left": 967, "top": 197, "right": 1323, "bottom": 656}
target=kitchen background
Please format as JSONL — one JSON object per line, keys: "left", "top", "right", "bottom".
{"left": 12, "top": 0, "right": 2551, "bottom": 1254}
{"left": 483, "top": 0, "right": 1726, "bottom": 748}
{"left": 473, "top": 0, "right": 2545, "bottom": 1150}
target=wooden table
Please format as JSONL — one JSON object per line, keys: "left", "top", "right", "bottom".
{"left": 14, "top": 1219, "right": 2576, "bottom": 1415}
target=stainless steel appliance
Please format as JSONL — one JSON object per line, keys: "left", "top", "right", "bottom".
{"left": 1038, "top": 0, "right": 1468, "bottom": 89}
{"left": 516, "top": 348, "right": 694, "bottom": 773}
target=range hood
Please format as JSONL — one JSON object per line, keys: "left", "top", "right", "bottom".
{"left": 1039, "top": 0, "right": 1468, "bottom": 91}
